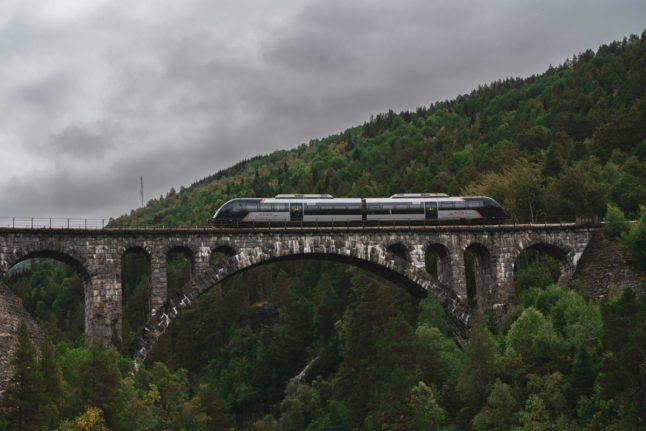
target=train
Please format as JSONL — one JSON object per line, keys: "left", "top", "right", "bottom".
{"left": 212, "top": 193, "right": 505, "bottom": 226}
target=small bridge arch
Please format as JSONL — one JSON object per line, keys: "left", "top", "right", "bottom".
{"left": 512, "top": 239, "right": 576, "bottom": 285}
{"left": 2, "top": 248, "right": 91, "bottom": 283}
{"left": 425, "top": 243, "right": 451, "bottom": 286}
{"left": 165, "top": 245, "right": 197, "bottom": 275}
{"left": 386, "top": 243, "right": 410, "bottom": 262}
{"left": 1, "top": 245, "right": 93, "bottom": 335}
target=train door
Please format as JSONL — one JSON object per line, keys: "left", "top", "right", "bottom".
{"left": 425, "top": 202, "right": 438, "bottom": 220}
{"left": 290, "top": 203, "right": 303, "bottom": 222}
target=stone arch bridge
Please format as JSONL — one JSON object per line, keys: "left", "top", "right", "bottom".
{"left": 0, "top": 224, "right": 597, "bottom": 360}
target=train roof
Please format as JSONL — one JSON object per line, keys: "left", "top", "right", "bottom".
{"left": 390, "top": 193, "right": 449, "bottom": 198}
{"left": 274, "top": 194, "right": 334, "bottom": 199}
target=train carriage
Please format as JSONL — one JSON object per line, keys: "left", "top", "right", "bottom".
{"left": 212, "top": 193, "right": 505, "bottom": 226}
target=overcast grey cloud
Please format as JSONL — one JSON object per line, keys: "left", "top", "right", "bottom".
{"left": 0, "top": 0, "right": 644, "bottom": 218}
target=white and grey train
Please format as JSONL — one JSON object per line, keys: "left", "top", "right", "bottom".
{"left": 212, "top": 193, "right": 505, "bottom": 226}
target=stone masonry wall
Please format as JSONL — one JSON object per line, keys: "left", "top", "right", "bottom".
{"left": 572, "top": 230, "right": 644, "bottom": 299}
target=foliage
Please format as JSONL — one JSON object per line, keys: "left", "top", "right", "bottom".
{"left": 60, "top": 407, "right": 110, "bottom": 431}
{"left": 604, "top": 203, "right": 630, "bottom": 237}
{"left": 5, "top": 260, "right": 84, "bottom": 343}
{"left": 620, "top": 205, "right": 646, "bottom": 270}
{"left": 471, "top": 379, "right": 517, "bottom": 430}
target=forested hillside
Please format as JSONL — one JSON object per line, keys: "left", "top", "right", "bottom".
{"left": 115, "top": 32, "right": 646, "bottom": 228}
{"left": 2, "top": 33, "right": 646, "bottom": 431}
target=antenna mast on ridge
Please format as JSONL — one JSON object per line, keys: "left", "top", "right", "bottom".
{"left": 140, "top": 176, "right": 144, "bottom": 207}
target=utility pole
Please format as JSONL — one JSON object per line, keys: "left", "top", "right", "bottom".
{"left": 140, "top": 176, "right": 144, "bottom": 207}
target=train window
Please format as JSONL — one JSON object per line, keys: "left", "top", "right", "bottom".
{"left": 367, "top": 203, "right": 390, "bottom": 215}
{"left": 307, "top": 202, "right": 362, "bottom": 215}
{"left": 273, "top": 203, "right": 289, "bottom": 212}
{"left": 392, "top": 203, "right": 424, "bottom": 214}
{"left": 345, "top": 204, "right": 362, "bottom": 214}
{"left": 259, "top": 203, "right": 272, "bottom": 212}
{"left": 307, "top": 203, "right": 332, "bottom": 215}
{"left": 439, "top": 202, "right": 454, "bottom": 209}
{"left": 339, "top": 204, "right": 361, "bottom": 214}
{"left": 466, "top": 200, "right": 482, "bottom": 208}
{"left": 245, "top": 202, "right": 258, "bottom": 211}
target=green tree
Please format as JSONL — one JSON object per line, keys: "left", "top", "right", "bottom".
{"left": 253, "top": 415, "right": 280, "bottom": 431}
{"left": 544, "top": 158, "right": 608, "bottom": 216}
{"left": 458, "top": 320, "right": 500, "bottom": 425}
{"left": 78, "top": 348, "right": 122, "bottom": 428}
{"left": 598, "top": 288, "right": 646, "bottom": 427}
{"left": 406, "top": 382, "right": 449, "bottom": 430}
{"left": 363, "top": 315, "right": 424, "bottom": 430}
{"left": 40, "top": 339, "right": 64, "bottom": 428}
{"left": 604, "top": 203, "right": 629, "bottom": 237}
{"left": 472, "top": 379, "right": 518, "bottom": 431}
{"left": 464, "top": 159, "right": 545, "bottom": 219}
{"left": 279, "top": 382, "right": 324, "bottom": 431}
{"left": 505, "top": 307, "right": 561, "bottom": 367}
{"left": 196, "top": 383, "right": 234, "bottom": 430}
{"left": 620, "top": 205, "right": 646, "bottom": 270}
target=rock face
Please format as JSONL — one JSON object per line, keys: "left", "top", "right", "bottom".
{"left": 0, "top": 280, "right": 43, "bottom": 394}
{"left": 572, "top": 230, "right": 644, "bottom": 300}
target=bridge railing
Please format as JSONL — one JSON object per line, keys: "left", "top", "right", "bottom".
{"left": 216, "top": 215, "right": 601, "bottom": 229}
{"left": 0, "top": 215, "right": 601, "bottom": 230}
{"left": 0, "top": 217, "right": 109, "bottom": 229}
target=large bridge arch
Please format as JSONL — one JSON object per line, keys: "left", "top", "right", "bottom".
{"left": 131, "top": 245, "right": 471, "bottom": 364}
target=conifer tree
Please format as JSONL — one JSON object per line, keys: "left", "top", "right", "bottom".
{"left": 40, "top": 339, "right": 64, "bottom": 428}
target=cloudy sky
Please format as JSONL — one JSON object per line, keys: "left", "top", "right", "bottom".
{"left": 1, "top": 0, "right": 644, "bottom": 219}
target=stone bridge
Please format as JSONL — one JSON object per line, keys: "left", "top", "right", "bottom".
{"left": 0, "top": 224, "right": 597, "bottom": 361}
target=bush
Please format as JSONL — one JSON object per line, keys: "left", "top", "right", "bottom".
{"left": 604, "top": 204, "right": 629, "bottom": 237}
{"left": 620, "top": 205, "right": 646, "bottom": 270}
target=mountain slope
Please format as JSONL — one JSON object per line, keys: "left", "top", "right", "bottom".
{"left": 115, "top": 31, "right": 646, "bottom": 228}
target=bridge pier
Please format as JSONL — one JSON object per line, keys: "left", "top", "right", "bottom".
{"left": 491, "top": 248, "right": 516, "bottom": 313}
{"left": 449, "top": 250, "right": 469, "bottom": 309}
{"left": 191, "top": 246, "right": 212, "bottom": 289}
{"left": 150, "top": 250, "right": 167, "bottom": 316}
{"left": 86, "top": 267, "right": 121, "bottom": 344}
